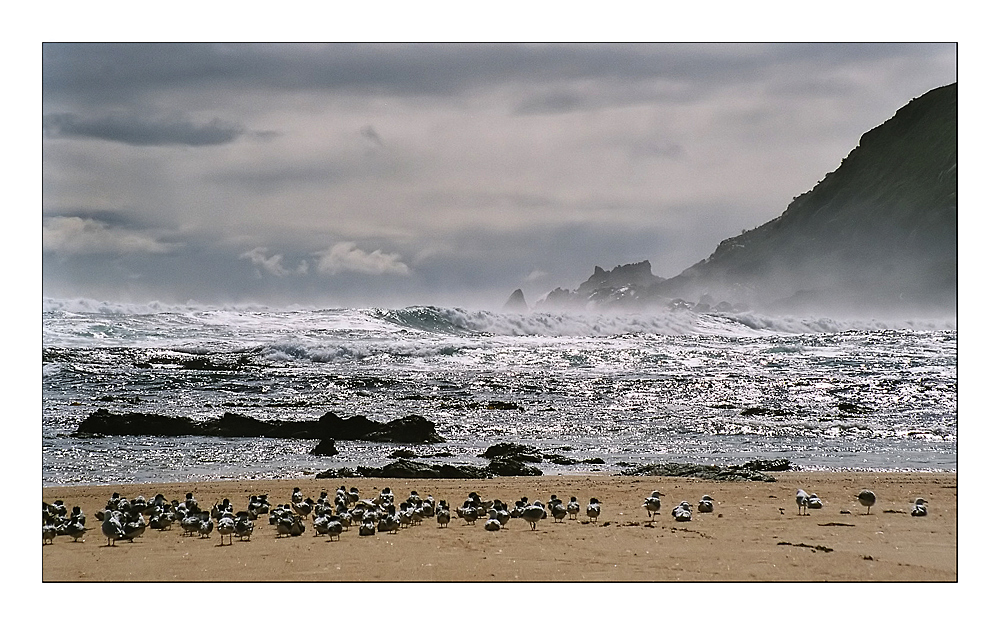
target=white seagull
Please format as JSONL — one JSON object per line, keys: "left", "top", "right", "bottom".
{"left": 858, "top": 490, "right": 876, "bottom": 515}
{"left": 643, "top": 491, "right": 662, "bottom": 522}
{"left": 520, "top": 501, "right": 547, "bottom": 531}
{"left": 566, "top": 497, "right": 580, "bottom": 521}
{"left": 586, "top": 498, "right": 601, "bottom": 523}
{"left": 697, "top": 496, "right": 714, "bottom": 513}
{"left": 795, "top": 489, "right": 810, "bottom": 515}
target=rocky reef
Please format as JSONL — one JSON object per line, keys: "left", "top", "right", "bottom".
{"left": 74, "top": 408, "right": 445, "bottom": 444}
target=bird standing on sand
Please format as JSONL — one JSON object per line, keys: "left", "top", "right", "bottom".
{"left": 43, "top": 521, "right": 57, "bottom": 545}
{"left": 858, "top": 489, "right": 876, "bottom": 515}
{"left": 807, "top": 493, "right": 823, "bottom": 509}
{"left": 217, "top": 512, "right": 235, "bottom": 545}
{"left": 234, "top": 511, "right": 254, "bottom": 541}
{"left": 326, "top": 517, "right": 343, "bottom": 541}
{"left": 795, "top": 489, "right": 810, "bottom": 515}
{"left": 291, "top": 487, "right": 304, "bottom": 504}
{"left": 643, "top": 491, "right": 662, "bottom": 522}
{"left": 550, "top": 498, "right": 568, "bottom": 522}
{"left": 911, "top": 498, "right": 928, "bottom": 517}
{"left": 586, "top": 498, "right": 601, "bottom": 522}
{"left": 496, "top": 503, "right": 511, "bottom": 529}
{"left": 101, "top": 510, "right": 126, "bottom": 546}
{"left": 567, "top": 497, "right": 580, "bottom": 521}
{"left": 520, "top": 501, "right": 547, "bottom": 531}
{"left": 197, "top": 512, "right": 214, "bottom": 539}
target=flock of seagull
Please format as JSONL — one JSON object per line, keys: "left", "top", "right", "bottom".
{"left": 42, "top": 484, "right": 930, "bottom": 547}
{"left": 41, "top": 486, "right": 609, "bottom": 546}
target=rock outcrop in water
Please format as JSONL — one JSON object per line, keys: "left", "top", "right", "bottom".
{"left": 529, "top": 83, "right": 957, "bottom": 317}
{"left": 74, "top": 408, "right": 445, "bottom": 444}
{"left": 502, "top": 288, "right": 529, "bottom": 312}
{"left": 621, "top": 458, "right": 795, "bottom": 482}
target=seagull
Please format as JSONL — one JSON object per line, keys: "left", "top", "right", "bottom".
{"left": 911, "top": 498, "right": 928, "bottom": 517}
{"left": 379, "top": 487, "right": 395, "bottom": 507}
{"left": 291, "top": 487, "right": 304, "bottom": 504}
{"left": 313, "top": 512, "right": 332, "bottom": 537}
{"left": 348, "top": 487, "right": 360, "bottom": 503}
{"left": 484, "top": 509, "right": 502, "bottom": 532}
{"left": 358, "top": 519, "right": 376, "bottom": 536}
{"left": 586, "top": 498, "right": 601, "bottom": 522}
{"left": 122, "top": 512, "right": 146, "bottom": 542}
{"left": 185, "top": 492, "right": 199, "bottom": 514}
{"left": 292, "top": 497, "right": 314, "bottom": 518}
{"left": 326, "top": 517, "right": 343, "bottom": 541}
{"left": 234, "top": 511, "right": 254, "bottom": 541}
{"left": 697, "top": 496, "right": 714, "bottom": 513}
{"left": 378, "top": 505, "right": 401, "bottom": 534}
{"left": 795, "top": 489, "right": 810, "bottom": 515}
{"left": 217, "top": 512, "right": 236, "bottom": 545}
{"left": 643, "top": 491, "right": 662, "bottom": 522}
{"left": 858, "top": 490, "right": 876, "bottom": 515}
{"left": 101, "top": 510, "right": 126, "bottom": 546}
{"left": 520, "top": 501, "right": 547, "bottom": 531}
{"left": 807, "top": 493, "right": 823, "bottom": 509}
{"left": 43, "top": 521, "right": 57, "bottom": 545}
{"left": 437, "top": 502, "right": 451, "bottom": 528}
{"left": 180, "top": 510, "right": 202, "bottom": 536}
{"left": 567, "top": 497, "right": 580, "bottom": 521}
{"left": 64, "top": 518, "right": 89, "bottom": 542}
{"left": 550, "top": 499, "right": 568, "bottom": 522}
{"left": 496, "top": 503, "right": 511, "bottom": 529}
{"left": 672, "top": 501, "right": 692, "bottom": 522}
{"left": 460, "top": 504, "right": 479, "bottom": 525}
{"left": 197, "top": 512, "right": 214, "bottom": 539}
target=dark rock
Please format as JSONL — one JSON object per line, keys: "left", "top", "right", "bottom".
{"left": 486, "top": 458, "right": 543, "bottom": 476}
{"left": 502, "top": 289, "right": 529, "bottom": 312}
{"left": 74, "top": 408, "right": 445, "bottom": 444}
{"left": 310, "top": 439, "right": 339, "bottom": 456}
{"left": 622, "top": 459, "right": 797, "bottom": 482}
{"left": 479, "top": 443, "right": 543, "bottom": 463}
{"left": 317, "top": 460, "right": 489, "bottom": 480}
{"left": 581, "top": 457, "right": 605, "bottom": 464}
{"left": 75, "top": 408, "right": 201, "bottom": 436}
{"left": 543, "top": 453, "right": 578, "bottom": 465}
{"left": 389, "top": 449, "right": 417, "bottom": 459}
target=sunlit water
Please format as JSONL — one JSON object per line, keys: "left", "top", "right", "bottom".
{"left": 42, "top": 299, "right": 957, "bottom": 486}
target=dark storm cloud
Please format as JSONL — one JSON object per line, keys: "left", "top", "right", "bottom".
{"left": 44, "top": 43, "right": 952, "bottom": 108}
{"left": 43, "top": 112, "right": 245, "bottom": 146}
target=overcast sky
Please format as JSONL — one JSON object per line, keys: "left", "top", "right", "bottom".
{"left": 42, "top": 42, "right": 956, "bottom": 309}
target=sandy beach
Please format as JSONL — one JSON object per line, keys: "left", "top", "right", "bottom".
{"left": 40, "top": 471, "right": 956, "bottom": 582}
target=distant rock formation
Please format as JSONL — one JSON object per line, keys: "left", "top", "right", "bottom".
{"left": 533, "top": 83, "right": 957, "bottom": 317}
{"left": 535, "top": 260, "right": 703, "bottom": 311}
{"left": 655, "top": 83, "right": 956, "bottom": 316}
{"left": 502, "top": 288, "right": 529, "bottom": 312}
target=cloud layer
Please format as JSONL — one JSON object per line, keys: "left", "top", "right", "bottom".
{"left": 42, "top": 43, "right": 957, "bottom": 308}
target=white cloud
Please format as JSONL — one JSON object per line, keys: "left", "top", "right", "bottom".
{"left": 43, "top": 216, "right": 178, "bottom": 255}
{"left": 527, "top": 270, "right": 549, "bottom": 282}
{"left": 315, "top": 242, "right": 410, "bottom": 276}
{"left": 240, "top": 247, "right": 307, "bottom": 278}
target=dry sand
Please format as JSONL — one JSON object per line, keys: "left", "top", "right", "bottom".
{"left": 41, "top": 471, "right": 956, "bottom": 582}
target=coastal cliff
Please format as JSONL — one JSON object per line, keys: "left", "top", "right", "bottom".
{"left": 532, "top": 83, "right": 957, "bottom": 316}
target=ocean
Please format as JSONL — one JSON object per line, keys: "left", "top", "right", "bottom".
{"left": 41, "top": 298, "right": 957, "bottom": 486}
